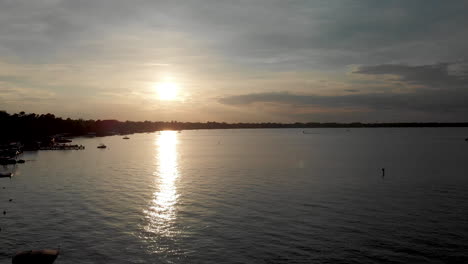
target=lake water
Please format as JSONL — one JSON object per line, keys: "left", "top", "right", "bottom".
{"left": 1, "top": 128, "right": 468, "bottom": 263}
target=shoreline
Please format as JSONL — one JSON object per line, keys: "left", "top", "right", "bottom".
{"left": 1, "top": 111, "right": 468, "bottom": 146}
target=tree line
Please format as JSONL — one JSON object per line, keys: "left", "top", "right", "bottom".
{"left": 1, "top": 110, "right": 467, "bottom": 143}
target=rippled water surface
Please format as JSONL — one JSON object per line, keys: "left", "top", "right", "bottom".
{"left": 1, "top": 128, "right": 468, "bottom": 263}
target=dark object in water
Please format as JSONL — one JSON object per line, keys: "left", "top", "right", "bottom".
{"left": 302, "top": 130, "right": 320, "bottom": 135}
{"left": 3, "top": 210, "right": 6, "bottom": 215}
{"left": 123, "top": 136, "right": 130, "bottom": 139}
{"left": 0, "top": 159, "right": 16, "bottom": 165}
{"left": 12, "top": 249, "right": 60, "bottom": 264}
{"left": 0, "top": 172, "right": 12, "bottom": 178}
{"left": 97, "top": 144, "right": 107, "bottom": 149}
{"left": 17, "top": 160, "right": 25, "bottom": 164}
{"left": 9, "top": 199, "right": 12, "bottom": 202}
{"left": 40, "top": 144, "right": 84, "bottom": 150}
{"left": 55, "top": 138, "right": 72, "bottom": 143}
{"left": 465, "top": 138, "right": 468, "bottom": 141}
{"left": 382, "top": 168, "right": 385, "bottom": 177}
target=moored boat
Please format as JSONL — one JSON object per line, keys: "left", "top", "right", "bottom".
{"left": 12, "top": 249, "right": 60, "bottom": 264}
{"left": 55, "top": 138, "right": 72, "bottom": 143}
{"left": 97, "top": 144, "right": 107, "bottom": 149}
{"left": 0, "top": 172, "right": 12, "bottom": 178}
{"left": 0, "top": 158, "right": 17, "bottom": 165}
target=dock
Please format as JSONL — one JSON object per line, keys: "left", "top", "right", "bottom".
{"left": 39, "top": 144, "right": 85, "bottom": 150}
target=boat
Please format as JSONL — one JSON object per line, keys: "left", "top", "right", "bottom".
{"left": 85, "top": 132, "right": 97, "bottom": 138}
{"left": 0, "top": 172, "right": 12, "bottom": 178}
{"left": 123, "top": 136, "right": 130, "bottom": 139}
{"left": 97, "top": 144, "right": 107, "bottom": 149}
{"left": 302, "top": 130, "right": 319, "bottom": 135}
{"left": 55, "top": 138, "right": 72, "bottom": 143}
{"left": 12, "top": 249, "right": 59, "bottom": 264}
{"left": 0, "top": 158, "right": 17, "bottom": 165}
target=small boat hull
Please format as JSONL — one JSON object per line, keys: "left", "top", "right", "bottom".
{"left": 0, "top": 173, "right": 12, "bottom": 178}
{"left": 0, "top": 159, "right": 16, "bottom": 165}
{"left": 12, "top": 249, "right": 59, "bottom": 264}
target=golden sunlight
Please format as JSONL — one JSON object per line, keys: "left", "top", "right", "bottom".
{"left": 155, "top": 82, "right": 179, "bottom": 101}
{"left": 144, "top": 131, "right": 179, "bottom": 239}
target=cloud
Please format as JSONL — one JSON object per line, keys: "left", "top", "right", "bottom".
{"left": 179, "top": 0, "right": 468, "bottom": 68}
{"left": 220, "top": 61, "right": 468, "bottom": 120}
{"left": 1, "top": 1, "right": 468, "bottom": 68}
{"left": 1, "top": 1, "right": 468, "bottom": 122}
{"left": 219, "top": 90, "right": 468, "bottom": 117}
{"left": 354, "top": 61, "right": 468, "bottom": 88}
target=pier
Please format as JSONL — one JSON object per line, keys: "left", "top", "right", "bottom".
{"left": 39, "top": 144, "right": 85, "bottom": 150}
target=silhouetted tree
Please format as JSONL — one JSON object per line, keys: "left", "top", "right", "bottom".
{"left": 0, "top": 110, "right": 467, "bottom": 144}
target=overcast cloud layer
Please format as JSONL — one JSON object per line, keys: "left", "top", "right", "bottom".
{"left": 1, "top": 0, "right": 468, "bottom": 122}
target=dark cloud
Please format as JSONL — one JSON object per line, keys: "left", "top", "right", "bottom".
{"left": 219, "top": 91, "right": 467, "bottom": 112}
{"left": 220, "top": 61, "right": 468, "bottom": 120}
{"left": 188, "top": 0, "right": 468, "bottom": 68}
{"left": 354, "top": 62, "right": 468, "bottom": 88}
{"left": 1, "top": 0, "right": 468, "bottom": 68}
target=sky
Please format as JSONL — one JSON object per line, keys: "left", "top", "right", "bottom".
{"left": 1, "top": 0, "right": 468, "bottom": 122}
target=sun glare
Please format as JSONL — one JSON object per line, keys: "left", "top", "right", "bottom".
{"left": 155, "top": 82, "right": 179, "bottom": 101}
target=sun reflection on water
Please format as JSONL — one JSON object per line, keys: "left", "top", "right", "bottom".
{"left": 144, "top": 131, "right": 179, "bottom": 238}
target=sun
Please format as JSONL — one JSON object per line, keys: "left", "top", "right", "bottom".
{"left": 155, "top": 82, "right": 179, "bottom": 101}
